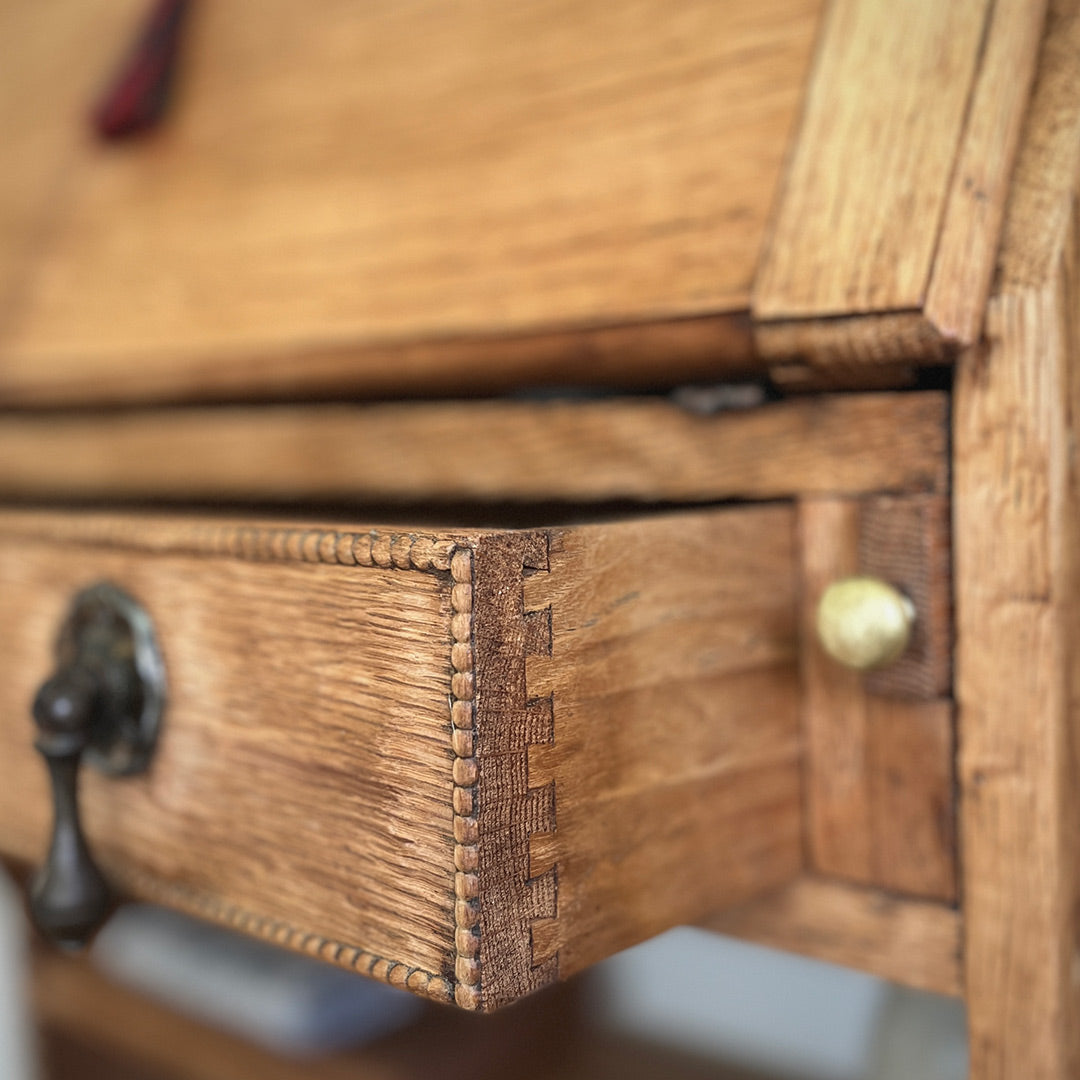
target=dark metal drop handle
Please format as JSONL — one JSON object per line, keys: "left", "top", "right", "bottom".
{"left": 28, "top": 583, "right": 166, "bottom": 950}
{"left": 30, "top": 669, "right": 112, "bottom": 948}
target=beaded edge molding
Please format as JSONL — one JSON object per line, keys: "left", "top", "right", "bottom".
{"left": 3, "top": 516, "right": 475, "bottom": 1004}
{"left": 118, "top": 866, "right": 455, "bottom": 1004}
{"left": 449, "top": 548, "right": 482, "bottom": 1009}
{"left": 0, "top": 514, "right": 460, "bottom": 572}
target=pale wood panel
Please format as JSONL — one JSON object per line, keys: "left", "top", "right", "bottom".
{"left": 954, "top": 2, "right": 1080, "bottom": 1072}
{"left": 865, "top": 698, "right": 955, "bottom": 902}
{"left": 798, "top": 497, "right": 956, "bottom": 902}
{"left": 0, "top": 522, "right": 459, "bottom": 998}
{"left": 0, "top": 0, "right": 821, "bottom": 405}
{"left": 924, "top": 0, "right": 1049, "bottom": 343}
{"left": 706, "top": 878, "right": 962, "bottom": 998}
{"left": 754, "top": 0, "right": 991, "bottom": 319}
{"left": 0, "top": 391, "right": 947, "bottom": 503}
{"left": 522, "top": 510, "right": 802, "bottom": 986}
{"left": 0, "top": 0, "right": 145, "bottom": 321}
{"left": 799, "top": 499, "right": 871, "bottom": 880}
{"left": 754, "top": 0, "right": 1047, "bottom": 381}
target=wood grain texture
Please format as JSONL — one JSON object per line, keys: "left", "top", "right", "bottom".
{"left": 0, "top": 0, "right": 145, "bottom": 329}
{"left": 860, "top": 495, "right": 952, "bottom": 700}
{"left": 0, "top": 314, "right": 759, "bottom": 409}
{"left": 760, "top": 312, "right": 945, "bottom": 391}
{"left": 924, "top": 0, "right": 1049, "bottom": 343}
{"left": 0, "top": 391, "right": 948, "bottom": 504}
{"left": 0, "top": 0, "right": 821, "bottom": 406}
{"left": 799, "top": 498, "right": 955, "bottom": 903}
{"left": 754, "top": 0, "right": 1046, "bottom": 377}
{"left": 754, "top": 0, "right": 991, "bottom": 319}
{"left": 468, "top": 509, "right": 803, "bottom": 1009}
{"left": 521, "top": 511, "right": 803, "bottom": 987}
{"left": 0, "top": 517, "right": 461, "bottom": 1003}
{"left": 0, "top": 506, "right": 803, "bottom": 1012}
{"left": 798, "top": 498, "right": 869, "bottom": 875}
{"left": 706, "top": 878, "right": 962, "bottom": 998}
{"left": 954, "top": 2, "right": 1080, "bottom": 1072}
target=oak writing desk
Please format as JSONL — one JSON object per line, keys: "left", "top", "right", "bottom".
{"left": 0, "top": 1, "right": 1076, "bottom": 1076}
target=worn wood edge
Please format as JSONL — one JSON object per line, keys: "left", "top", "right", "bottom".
{"left": 953, "top": 3, "right": 1080, "bottom": 1072}
{"left": 995, "top": 0, "right": 1080, "bottom": 290}
{"left": 924, "top": 0, "right": 1048, "bottom": 344}
{"left": 757, "top": 0, "right": 1046, "bottom": 368}
{"left": 0, "top": 392, "right": 949, "bottom": 504}
{"left": 0, "top": 311, "right": 756, "bottom": 408}
{"left": 704, "top": 876, "right": 962, "bottom": 998}
{"left": 752, "top": 0, "right": 994, "bottom": 323}
{"left": 0, "top": 511, "right": 461, "bottom": 571}
{"left": 758, "top": 310, "right": 953, "bottom": 390}
{"left": 523, "top": 554, "right": 558, "bottom": 978}
{"left": 115, "top": 867, "right": 455, "bottom": 1005}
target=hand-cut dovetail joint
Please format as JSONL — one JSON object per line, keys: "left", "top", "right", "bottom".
{"left": 523, "top": 535, "right": 558, "bottom": 974}
{"left": 449, "top": 547, "right": 482, "bottom": 1010}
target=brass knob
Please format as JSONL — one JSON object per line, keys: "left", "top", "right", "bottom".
{"left": 816, "top": 577, "right": 915, "bottom": 671}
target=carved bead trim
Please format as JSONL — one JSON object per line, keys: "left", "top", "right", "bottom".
{"left": 116, "top": 867, "right": 454, "bottom": 1004}
{"left": 0, "top": 514, "right": 458, "bottom": 573}
{"left": 449, "top": 547, "right": 482, "bottom": 1010}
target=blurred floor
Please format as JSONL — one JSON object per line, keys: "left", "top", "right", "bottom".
{"left": 1, "top": 864, "right": 967, "bottom": 1080}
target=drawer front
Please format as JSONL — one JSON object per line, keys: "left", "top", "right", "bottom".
{"left": 0, "top": 508, "right": 802, "bottom": 1011}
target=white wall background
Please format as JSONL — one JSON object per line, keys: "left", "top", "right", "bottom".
{"left": 0, "top": 870, "right": 35, "bottom": 1080}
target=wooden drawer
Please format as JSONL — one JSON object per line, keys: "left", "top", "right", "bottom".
{"left": 0, "top": 507, "right": 803, "bottom": 1011}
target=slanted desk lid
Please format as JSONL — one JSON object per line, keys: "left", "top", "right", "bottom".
{"left": 0, "top": 0, "right": 1042, "bottom": 405}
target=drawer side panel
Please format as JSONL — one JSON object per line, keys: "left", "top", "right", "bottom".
{"left": 472, "top": 509, "right": 803, "bottom": 1010}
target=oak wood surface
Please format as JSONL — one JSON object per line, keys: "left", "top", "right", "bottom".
{"left": 0, "top": 0, "right": 821, "bottom": 406}
{"left": 798, "top": 497, "right": 955, "bottom": 903}
{"left": 859, "top": 494, "right": 952, "bottom": 701}
{"left": 754, "top": 0, "right": 1046, "bottom": 381}
{"left": 923, "top": 0, "right": 1049, "bottom": 344}
{"left": 464, "top": 509, "right": 803, "bottom": 1009}
{"left": 0, "top": 522, "right": 461, "bottom": 999}
{"left": 0, "top": 391, "right": 947, "bottom": 504}
{"left": 0, "top": 506, "right": 802, "bottom": 1011}
{"left": 954, "top": 1, "right": 1080, "bottom": 1073}
{"left": 0, "top": 0, "right": 144, "bottom": 327}
{"left": 522, "top": 513, "right": 802, "bottom": 981}
{"left": 755, "top": 0, "right": 990, "bottom": 320}
{"left": 705, "top": 877, "right": 962, "bottom": 999}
